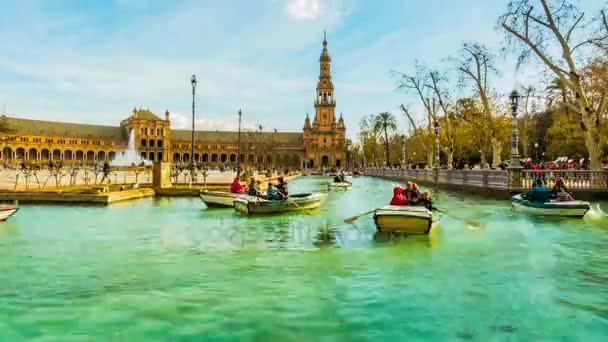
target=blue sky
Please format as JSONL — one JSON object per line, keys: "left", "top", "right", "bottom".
{"left": 0, "top": 0, "right": 600, "bottom": 137}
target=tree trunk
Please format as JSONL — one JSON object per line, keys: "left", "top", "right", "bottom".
{"left": 582, "top": 116, "right": 603, "bottom": 170}
{"left": 491, "top": 137, "right": 502, "bottom": 168}
{"left": 446, "top": 150, "right": 453, "bottom": 170}
{"left": 427, "top": 151, "right": 434, "bottom": 169}
{"left": 384, "top": 126, "right": 390, "bottom": 166}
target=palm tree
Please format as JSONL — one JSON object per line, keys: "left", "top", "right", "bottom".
{"left": 372, "top": 112, "right": 397, "bottom": 166}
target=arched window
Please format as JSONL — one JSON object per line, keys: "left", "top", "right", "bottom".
{"left": 141, "top": 139, "right": 147, "bottom": 147}
{"left": 149, "top": 152, "right": 155, "bottom": 161}
{"left": 157, "top": 140, "right": 163, "bottom": 148}
{"left": 157, "top": 152, "right": 162, "bottom": 161}
{"left": 149, "top": 139, "right": 155, "bottom": 148}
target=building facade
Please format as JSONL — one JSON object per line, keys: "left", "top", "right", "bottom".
{"left": 0, "top": 34, "right": 345, "bottom": 169}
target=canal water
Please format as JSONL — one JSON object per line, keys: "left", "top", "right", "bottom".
{"left": 1, "top": 176, "right": 607, "bottom": 340}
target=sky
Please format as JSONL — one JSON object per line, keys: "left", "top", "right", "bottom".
{"left": 0, "top": 0, "right": 602, "bottom": 138}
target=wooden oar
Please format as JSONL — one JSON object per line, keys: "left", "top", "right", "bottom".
{"left": 433, "top": 207, "right": 482, "bottom": 229}
{"left": 278, "top": 191, "right": 299, "bottom": 208}
{"left": 344, "top": 208, "right": 378, "bottom": 224}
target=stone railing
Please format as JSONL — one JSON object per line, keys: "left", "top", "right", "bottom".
{"left": 521, "top": 170, "right": 608, "bottom": 190}
{"left": 365, "top": 168, "right": 608, "bottom": 192}
{"left": 367, "top": 168, "right": 509, "bottom": 190}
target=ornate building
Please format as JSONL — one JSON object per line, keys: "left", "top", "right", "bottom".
{"left": 303, "top": 32, "right": 346, "bottom": 168}
{"left": 0, "top": 33, "right": 345, "bottom": 170}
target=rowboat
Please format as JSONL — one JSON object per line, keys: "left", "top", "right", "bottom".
{"left": 234, "top": 193, "right": 327, "bottom": 215}
{"left": 329, "top": 181, "right": 352, "bottom": 189}
{"left": 0, "top": 204, "right": 19, "bottom": 221}
{"left": 511, "top": 194, "right": 590, "bottom": 218}
{"left": 200, "top": 190, "right": 239, "bottom": 208}
{"left": 373, "top": 205, "right": 435, "bottom": 234}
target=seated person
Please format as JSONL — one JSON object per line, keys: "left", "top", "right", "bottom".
{"left": 526, "top": 179, "right": 552, "bottom": 203}
{"left": 555, "top": 188, "right": 573, "bottom": 201}
{"left": 230, "top": 177, "right": 243, "bottom": 194}
{"left": 333, "top": 175, "right": 341, "bottom": 183}
{"left": 407, "top": 183, "right": 421, "bottom": 204}
{"left": 390, "top": 187, "right": 407, "bottom": 205}
{"left": 266, "top": 183, "right": 281, "bottom": 200}
{"left": 419, "top": 191, "right": 437, "bottom": 211}
{"left": 276, "top": 177, "right": 288, "bottom": 199}
{"left": 247, "top": 179, "right": 260, "bottom": 196}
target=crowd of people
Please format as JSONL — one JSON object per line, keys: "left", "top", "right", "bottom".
{"left": 231, "top": 176, "right": 289, "bottom": 201}
{"left": 389, "top": 182, "right": 436, "bottom": 211}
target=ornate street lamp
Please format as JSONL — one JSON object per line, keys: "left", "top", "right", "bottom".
{"left": 190, "top": 75, "right": 197, "bottom": 166}
{"left": 509, "top": 89, "right": 520, "bottom": 164}
{"left": 237, "top": 109, "right": 242, "bottom": 176}
{"left": 534, "top": 142, "right": 539, "bottom": 161}
{"left": 433, "top": 121, "right": 440, "bottom": 186}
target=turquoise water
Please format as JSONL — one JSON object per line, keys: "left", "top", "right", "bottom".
{"left": 1, "top": 176, "right": 607, "bottom": 341}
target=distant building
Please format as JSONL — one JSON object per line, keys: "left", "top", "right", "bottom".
{"left": 0, "top": 33, "right": 345, "bottom": 169}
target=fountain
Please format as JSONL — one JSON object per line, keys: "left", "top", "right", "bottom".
{"left": 111, "top": 129, "right": 151, "bottom": 166}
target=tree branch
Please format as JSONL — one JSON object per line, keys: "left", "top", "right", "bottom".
{"left": 565, "top": 12, "right": 585, "bottom": 44}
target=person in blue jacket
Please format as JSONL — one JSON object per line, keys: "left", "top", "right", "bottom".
{"left": 526, "top": 178, "right": 552, "bottom": 203}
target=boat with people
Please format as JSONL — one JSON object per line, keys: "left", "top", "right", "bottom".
{"left": 373, "top": 205, "right": 436, "bottom": 234}
{"left": 0, "top": 202, "right": 19, "bottom": 221}
{"left": 199, "top": 190, "right": 239, "bottom": 208}
{"left": 329, "top": 181, "right": 352, "bottom": 189}
{"left": 511, "top": 194, "right": 590, "bottom": 218}
{"left": 512, "top": 177, "right": 591, "bottom": 218}
{"left": 233, "top": 192, "right": 327, "bottom": 215}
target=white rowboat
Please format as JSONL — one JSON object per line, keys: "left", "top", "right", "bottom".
{"left": 511, "top": 194, "right": 590, "bottom": 218}
{"left": 373, "top": 205, "right": 435, "bottom": 234}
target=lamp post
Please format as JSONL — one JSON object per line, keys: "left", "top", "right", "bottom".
{"left": 509, "top": 89, "right": 520, "bottom": 165}
{"left": 400, "top": 134, "right": 406, "bottom": 169}
{"left": 237, "top": 109, "right": 242, "bottom": 177}
{"left": 534, "top": 142, "right": 539, "bottom": 161}
{"left": 190, "top": 75, "right": 197, "bottom": 166}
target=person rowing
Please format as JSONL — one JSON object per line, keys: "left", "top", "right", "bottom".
{"left": 552, "top": 177, "right": 573, "bottom": 201}
{"left": 276, "top": 177, "right": 288, "bottom": 199}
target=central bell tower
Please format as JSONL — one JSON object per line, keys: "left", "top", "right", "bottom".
{"left": 302, "top": 31, "right": 346, "bottom": 169}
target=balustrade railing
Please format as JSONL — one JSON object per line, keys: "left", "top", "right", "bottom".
{"left": 521, "top": 170, "right": 608, "bottom": 190}
{"left": 366, "top": 168, "right": 608, "bottom": 191}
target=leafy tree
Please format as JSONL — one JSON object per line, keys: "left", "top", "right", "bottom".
{"left": 500, "top": 0, "right": 608, "bottom": 169}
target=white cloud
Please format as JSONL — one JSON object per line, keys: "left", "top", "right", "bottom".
{"left": 170, "top": 112, "right": 260, "bottom": 132}
{"left": 285, "top": 0, "right": 320, "bottom": 20}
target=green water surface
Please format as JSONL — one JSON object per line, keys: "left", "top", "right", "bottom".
{"left": 1, "top": 176, "right": 607, "bottom": 341}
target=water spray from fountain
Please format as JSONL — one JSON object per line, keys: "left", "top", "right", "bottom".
{"left": 111, "top": 129, "right": 152, "bottom": 166}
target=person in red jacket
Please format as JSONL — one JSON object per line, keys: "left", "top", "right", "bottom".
{"left": 390, "top": 187, "right": 407, "bottom": 205}
{"left": 230, "top": 177, "right": 244, "bottom": 194}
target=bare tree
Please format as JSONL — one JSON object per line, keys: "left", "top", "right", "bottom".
{"left": 394, "top": 65, "right": 440, "bottom": 168}
{"left": 454, "top": 43, "right": 502, "bottom": 168}
{"left": 429, "top": 70, "right": 455, "bottom": 168}
{"left": 400, "top": 105, "right": 433, "bottom": 167}
{"left": 500, "top": 0, "right": 608, "bottom": 169}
